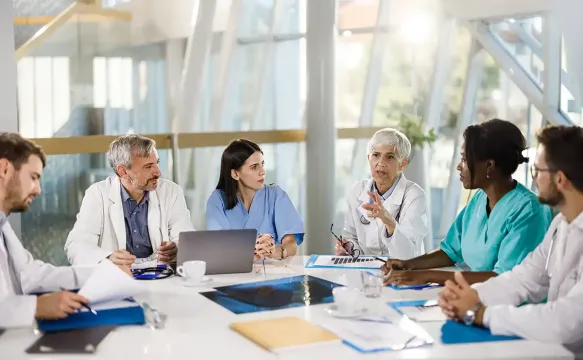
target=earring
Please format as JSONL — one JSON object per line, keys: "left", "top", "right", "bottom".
{"left": 486, "top": 171, "right": 490, "bottom": 179}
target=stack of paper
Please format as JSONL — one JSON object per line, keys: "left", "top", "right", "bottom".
{"left": 320, "top": 318, "right": 429, "bottom": 353}
{"left": 79, "top": 260, "right": 143, "bottom": 304}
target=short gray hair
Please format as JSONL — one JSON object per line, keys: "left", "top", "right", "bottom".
{"left": 108, "top": 135, "right": 156, "bottom": 176}
{"left": 367, "top": 128, "right": 412, "bottom": 160}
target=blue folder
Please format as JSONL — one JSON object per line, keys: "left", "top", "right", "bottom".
{"left": 441, "top": 320, "right": 521, "bottom": 344}
{"left": 37, "top": 300, "right": 146, "bottom": 332}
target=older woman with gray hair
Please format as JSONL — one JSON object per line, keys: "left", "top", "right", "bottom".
{"left": 65, "top": 134, "right": 194, "bottom": 267}
{"left": 335, "top": 128, "right": 428, "bottom": 259}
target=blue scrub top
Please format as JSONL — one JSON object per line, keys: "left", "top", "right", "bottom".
{"left": 206, "top": 185, "right": 305, "bottom": 245}
{"left": 440, "top": 182, "right": 552, "bottom": 274}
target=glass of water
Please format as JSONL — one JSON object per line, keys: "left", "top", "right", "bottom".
{"left": 362, "top": 270, "right": 383, "bottom": 298}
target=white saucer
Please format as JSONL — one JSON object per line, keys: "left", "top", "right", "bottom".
{"left": 323, "top": 304, "right": 368, "bottom": 319}
{"left": 181, "top": 276, "right": 212, "bottom": 287}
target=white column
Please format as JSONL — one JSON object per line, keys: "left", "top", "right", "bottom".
{"left": 305, "top": 0, "right": 336, "bottom": 255}
{"left": 418, "top": 16, "right": 457, "bottom": 250}
{"left": 0, "top": 4, "right": 21, "bottom": 236}
{"left": 439, "top": 39, "right": 484, "bottom": 238}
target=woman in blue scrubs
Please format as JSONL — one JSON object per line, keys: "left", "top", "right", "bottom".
{"left": 382, "top": 119, "right": 552, "bottom": 285}
{"left": 206, "top": 139, "right": 304, "bottom": 262}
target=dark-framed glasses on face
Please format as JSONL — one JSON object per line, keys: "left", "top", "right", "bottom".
{"left": 530, "top": 164, "right": 556, "bottom": 179}
{"left": 330, "top": 224, "right": 361, "bottom": 260}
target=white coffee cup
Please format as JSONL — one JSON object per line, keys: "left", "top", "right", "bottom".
{"left": 177, "top": 261, "right": 206, "bottom": 283}
{"left": 333, "top": 287, "right": 365, "bottom": 314}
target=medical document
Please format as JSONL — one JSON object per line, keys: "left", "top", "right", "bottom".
{"left": 319, "top": 318, "right": 420, "bottom": 352}
{"left": 397, "top": 304, "right": 446, "bottom": 322}
{"left": 305, "top": 255, "right": 386, "bottom": 269}
{"left": 79, "top": 260, "right": 143, "bottom": 304}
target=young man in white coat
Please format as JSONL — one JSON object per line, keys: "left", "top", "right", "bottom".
{"left": 438, "top": 125, "right": 583, "bottom": 358}
{"left": 65, "top": 135, "right": 194, "bottom": 266}
{"left": 336, "top": 128, "right": 428, "bottom": 259}
{"left": 0, "top": 133, "right": 97, "bottom": 327}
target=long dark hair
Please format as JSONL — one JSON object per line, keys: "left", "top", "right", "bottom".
{"left": 464, "top": 118, "right": 528, "bottom": 188}
{"left": 216, "top": 139, "right": 263, "bottom": 210}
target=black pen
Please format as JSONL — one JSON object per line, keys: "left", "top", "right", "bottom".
{"left": 374, "top": 256, "right": 387, "bottom": 264}
{"left": 60, "top": 288, "right": 97, "bottom": 315}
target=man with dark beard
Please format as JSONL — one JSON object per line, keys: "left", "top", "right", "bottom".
{"left": 437, "top": 125, "right": 583, "bottom": 359}
{"left": 65, "top": 135, "right": 194, "bottom": 267}
{"left": 0, "top": 133, "right": 93, "bottom": 326}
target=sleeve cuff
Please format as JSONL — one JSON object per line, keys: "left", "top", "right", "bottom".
{"left": 382, "top": 224, "right": 396, "bottom": 241}
{"left": 482, "top": 306, "right": 492, "bottom": 328}
{"left": 0, "top": 295, "right": 37, "bottom": 328}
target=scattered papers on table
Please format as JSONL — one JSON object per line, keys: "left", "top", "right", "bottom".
{"left": 79, "top": 260, "right": 143, "bottom": 304}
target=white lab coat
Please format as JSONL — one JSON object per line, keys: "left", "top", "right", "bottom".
{"left": 0, "top": 221, "right": 94, "bottom": 328}
{"left": 474, "top": 212, "right": 583, "bottom": 358}
{"left": 343, "top": 175, "right": 428, "bottom": 259}
{"left": 65, "top": 176, "right": 194, "bottom": 265}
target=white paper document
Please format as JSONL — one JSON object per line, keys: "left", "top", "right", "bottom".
{"left": 79, "top": 260, "right": 143, "bottom": 304}
{"left": 320, "top": 318, "right": 418, "bottom": 352}
{"left": 398, "top": 305, "right": 446, "bottom": 322}
{"left": 311, "top": 255, "right": 385, "bottom": 269}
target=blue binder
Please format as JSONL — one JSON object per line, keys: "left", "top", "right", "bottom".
{"left": 37, "top": 300, "right": 146, "bottom": 332}
{"left": 441, "top": 320, "right": 521, "bottom": 344}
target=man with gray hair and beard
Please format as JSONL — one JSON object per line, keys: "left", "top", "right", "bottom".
{"left": 65, "top": 135, "right": 194, "bottom": 267}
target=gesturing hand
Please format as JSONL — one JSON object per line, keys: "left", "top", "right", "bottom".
{"left": 362, "top": 191, "right": 395, "bottom": 227}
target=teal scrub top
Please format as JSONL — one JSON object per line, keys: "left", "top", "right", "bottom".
{"left": 440, "top": 182, "right": 552, "bottom": 274}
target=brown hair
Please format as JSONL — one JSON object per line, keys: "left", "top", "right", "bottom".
{"left": 536, "top": 125, "right": 583, "bottom": 192}
{"left": 0, "top": 133, "right": 46, "bottom": 169}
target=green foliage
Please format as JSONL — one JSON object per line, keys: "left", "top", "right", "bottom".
{"left": 397, "top": 113, "right": 437, "bottom": 149}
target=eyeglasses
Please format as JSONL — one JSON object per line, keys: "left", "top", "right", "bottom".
{"left": 530, "top": 164, "right": 556, "bottom": 179}
{"left": 330, "top": 224, "right": 361, "bottom": 260}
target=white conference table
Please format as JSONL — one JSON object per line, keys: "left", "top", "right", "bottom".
{"left": 1, "top": 256, "right": 574, "bottom": 360}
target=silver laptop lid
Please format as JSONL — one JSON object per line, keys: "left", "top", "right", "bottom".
{"left": 177, "top": 229, "right": 257, "bottom": 275}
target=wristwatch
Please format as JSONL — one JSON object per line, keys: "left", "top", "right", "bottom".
{"left": 280, "top": 247, "right": 287, "bottom": 260}
{"left": 463, "top": 303, "right": 482, "bottom": 326}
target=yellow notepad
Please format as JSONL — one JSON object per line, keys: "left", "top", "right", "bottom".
{"left": 230, "top": 316, "right": 341, "bottom": 353}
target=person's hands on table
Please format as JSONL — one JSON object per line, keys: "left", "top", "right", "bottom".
{"left": 35, "top": 291, "right": 90, "bottom": 320}
{"left": 384, "top": 269, "right": 431, "bottom": 286}
{"left": 254, "top": 234, "right": 275, "bottom": 262}
{"left": 438, "top": 272, "right": 484, "bottom": 325}
{"left": 157, "top": 241, "right": 177, "bottom": 262}
{"left": 108, "top": 249, "right": 136, "bottom": 266}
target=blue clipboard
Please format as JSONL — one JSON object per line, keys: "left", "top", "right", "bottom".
{"left": 37, "top": 299, "right": 146, "bottom": 332}
{"left": 441, "top": 320, "right": 521, "bottom": 344}
{"left": 304, "top": 254, "right": 387, "bottom": 270}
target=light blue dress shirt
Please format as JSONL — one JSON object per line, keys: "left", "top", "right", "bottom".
{"left": 121, "top": 185, "right": 153, "bottom": 258}
{"left": 206, "top": 185, "right": 305, "bottom": 245}
{"left": 440, "top": 182, "right": 552, "bottom": 274}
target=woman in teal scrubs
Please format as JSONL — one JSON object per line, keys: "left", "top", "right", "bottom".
{"left": 382, "top": 119, "right": 552, "bottom": 285}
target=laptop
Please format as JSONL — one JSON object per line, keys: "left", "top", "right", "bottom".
{"left": 177, "top": 229, "right": 257, "bottom": 275}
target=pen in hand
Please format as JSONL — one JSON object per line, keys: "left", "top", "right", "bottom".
{"left": 60, "top": 288, "right": 97, "bottom": 316}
